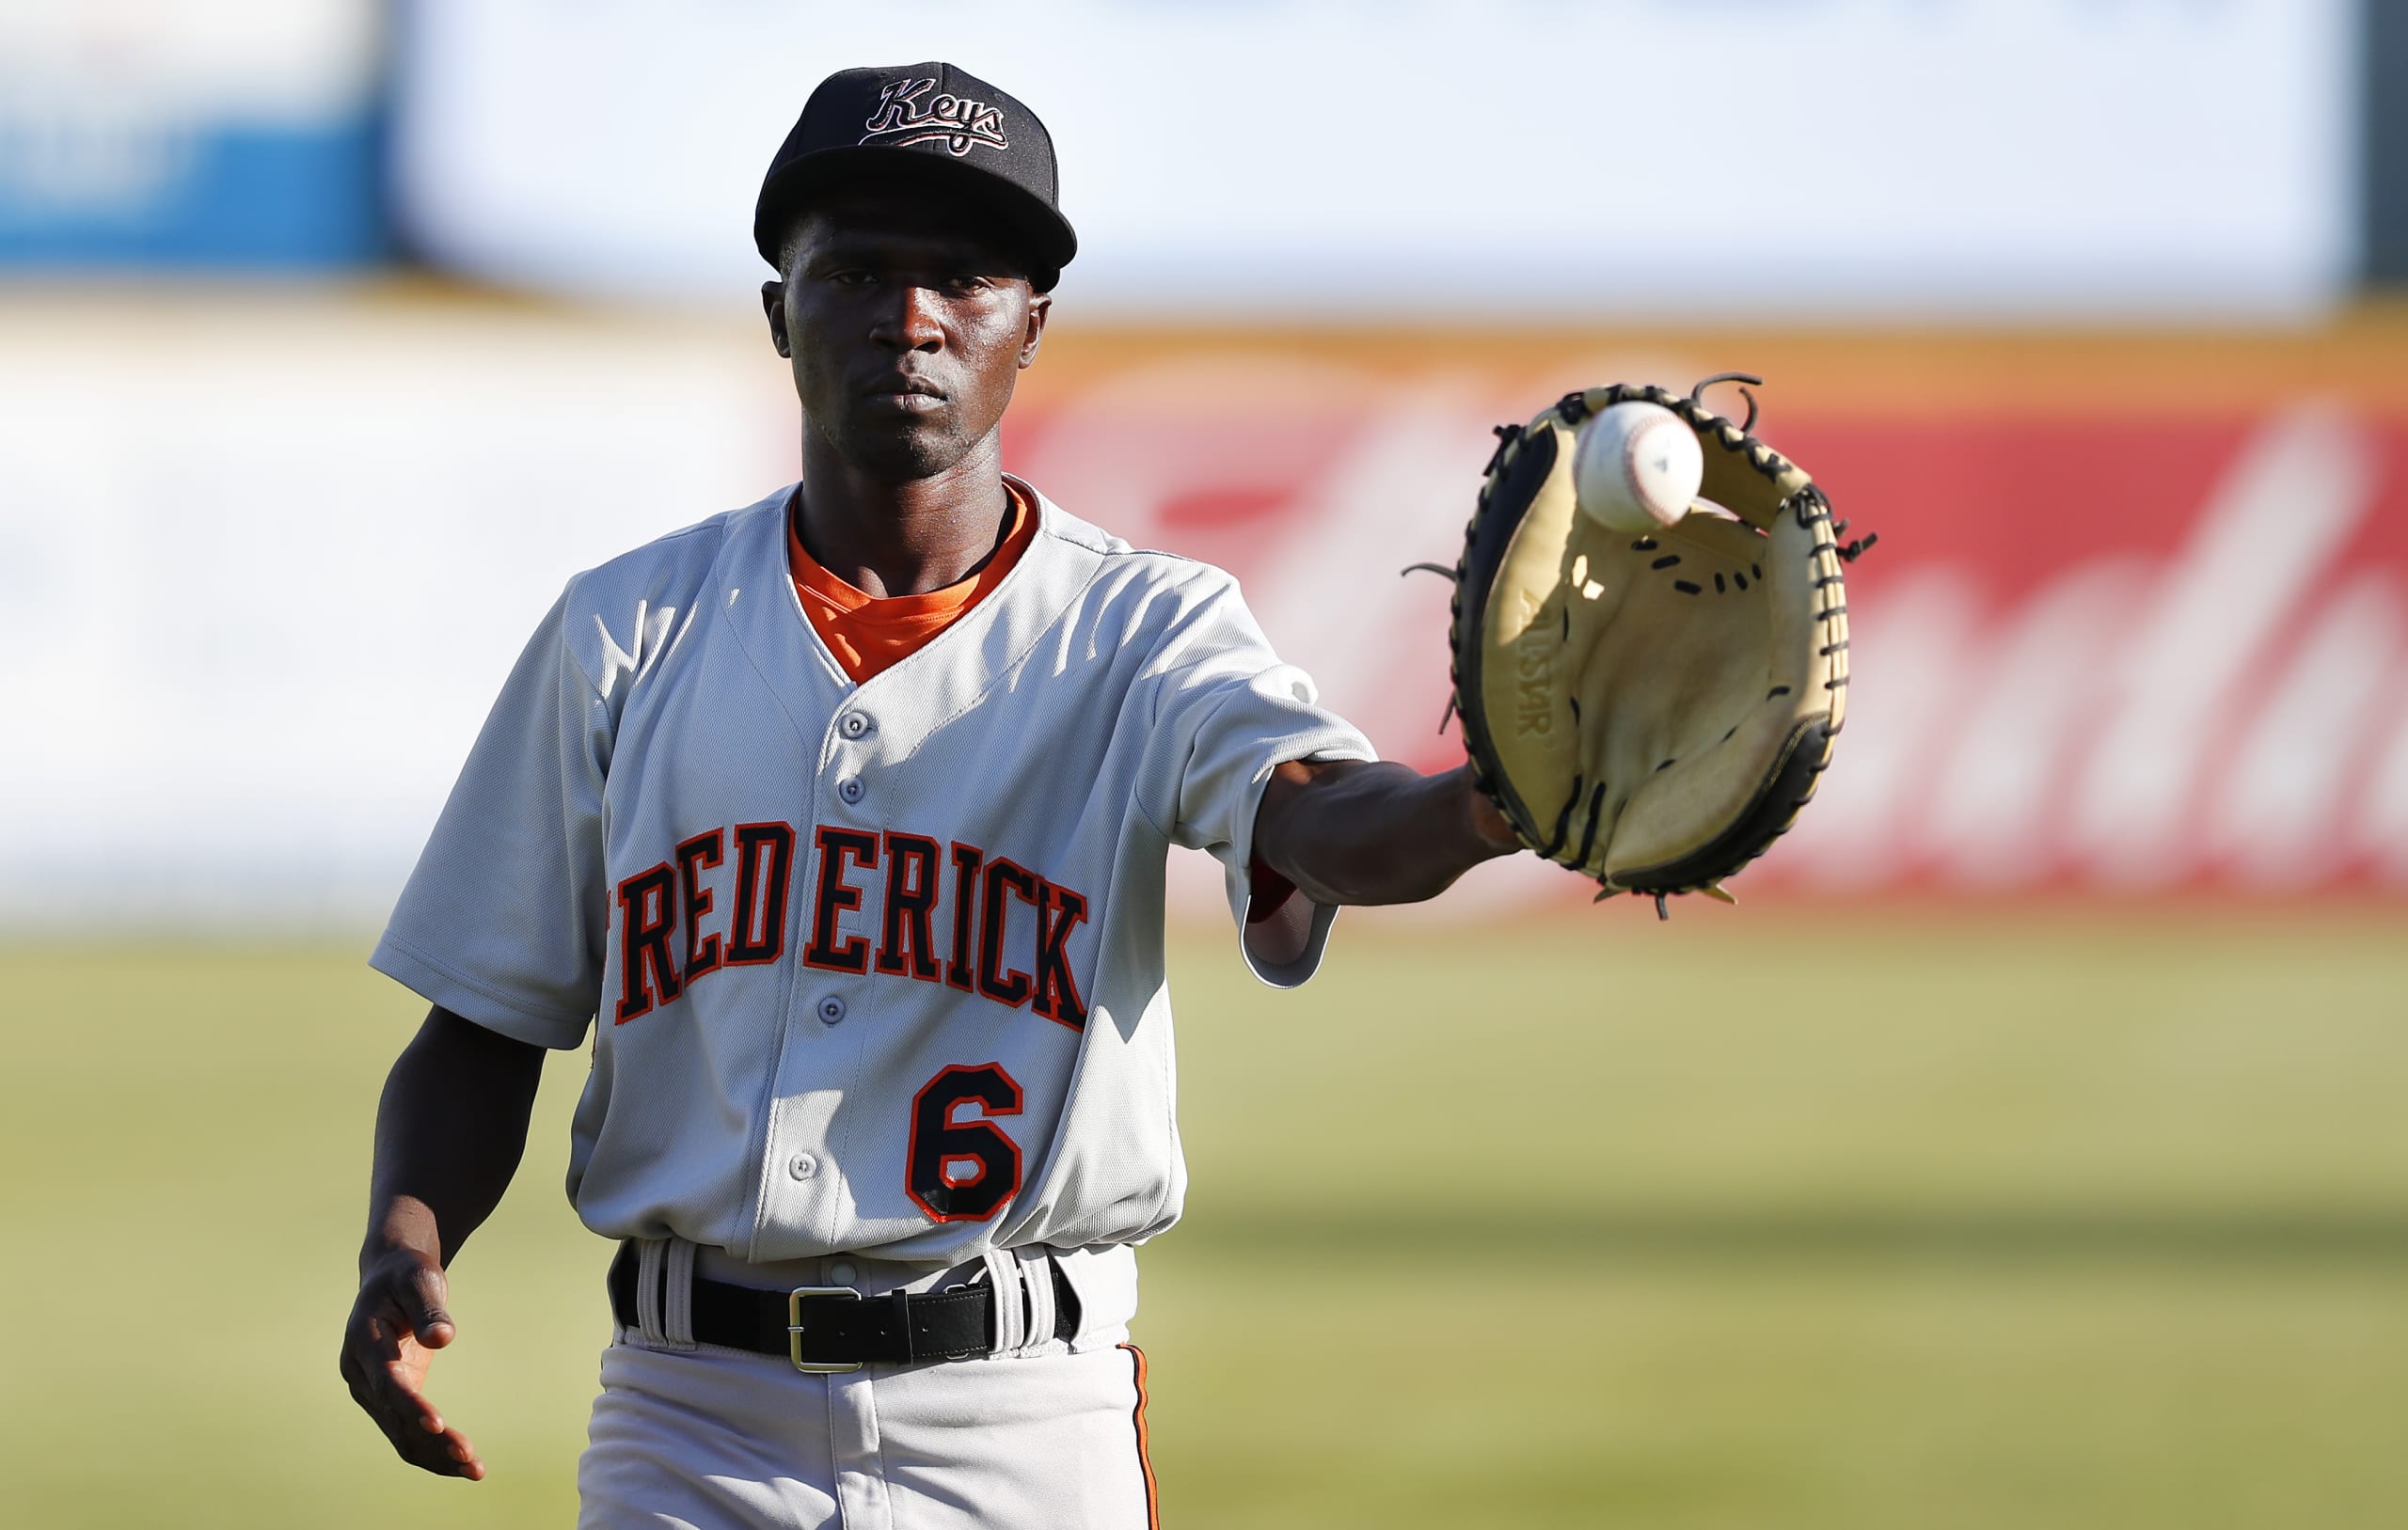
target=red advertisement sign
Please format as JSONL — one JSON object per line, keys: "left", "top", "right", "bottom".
{"left": 1007, "top": 344, "right": 2408, "bottom": 898}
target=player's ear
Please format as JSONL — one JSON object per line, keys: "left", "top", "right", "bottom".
{"left": 761, "top": 281, "right": 792, "bottom": 360}
{"left": 1017, "top": 292, "right": 1050, "bottom": 371}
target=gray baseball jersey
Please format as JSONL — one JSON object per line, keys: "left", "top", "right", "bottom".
{"left": 372, "top": 480, "right": 1373, "bottom": 1267}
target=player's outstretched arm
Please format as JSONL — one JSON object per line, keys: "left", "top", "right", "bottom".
{"left": 1254, "top": 758, "right": 1520, "bottom": 907}
{"left": 341, "top": 1006, "right": 545, "bottom": 1481}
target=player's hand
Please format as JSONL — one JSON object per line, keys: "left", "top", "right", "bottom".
{"left": 340, "top": 1250, "right": 486, "bottom": 1480}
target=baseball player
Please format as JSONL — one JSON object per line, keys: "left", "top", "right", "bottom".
{"left": 341, "top": 63, "right": 1518, "bottom": 1529}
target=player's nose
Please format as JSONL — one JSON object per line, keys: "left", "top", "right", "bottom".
{"left": 866, "top": 284, "right": 946, "bottom": 353}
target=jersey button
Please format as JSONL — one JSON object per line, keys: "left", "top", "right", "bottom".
{"left": 816, "top": 995, "right": 847, "bottom": 1026}
{"left": 827, "top": 1260, "right": 858, "bottom": 1286}
{"left": 839, "top": 712, "right": 874, "bottom": 739}
{"left": 788, "top": 1153, "right": 819, "bottom": 1181}
{"left": 837, "top": 777, "right": 865, "bottom": 804}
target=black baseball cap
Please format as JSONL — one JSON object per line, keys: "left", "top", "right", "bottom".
{"left": 754, "top": 62, "right": 1076, "bottom": 291}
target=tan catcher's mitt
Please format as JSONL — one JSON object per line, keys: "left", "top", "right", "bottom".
{"left": 1434, "top": 378, "right": 1874, "bottom": 915}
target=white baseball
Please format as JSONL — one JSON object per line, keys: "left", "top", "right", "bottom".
{"left": 1573, "top": 401, "right": 1703, "bottom": 533}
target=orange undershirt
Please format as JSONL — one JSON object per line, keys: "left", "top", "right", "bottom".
{"left": 788, "top": 485, "right": 1039, "bottom": 684}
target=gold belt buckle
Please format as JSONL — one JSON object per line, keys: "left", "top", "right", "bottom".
{"left": 787, "top": 1286, "right": 863, "bottom": 1374}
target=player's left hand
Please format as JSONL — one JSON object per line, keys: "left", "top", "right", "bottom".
{"left": 339, "top": 1252, "right": 486, "bottom": 1480}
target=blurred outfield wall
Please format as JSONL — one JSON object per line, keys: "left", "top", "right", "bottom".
{"left": 5, "top": 297, "right": 2406, "bottom": 923}
{"left": 4, "top": 2, "right": 2404, "bottom": 923}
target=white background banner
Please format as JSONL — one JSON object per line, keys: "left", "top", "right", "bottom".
{"left": 392, "top": 0, "right": 2357, "bottom": 320}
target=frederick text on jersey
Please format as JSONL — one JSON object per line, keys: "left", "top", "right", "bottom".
{"left": 613, "top": 822, "right": 1090, "bottom": 1031}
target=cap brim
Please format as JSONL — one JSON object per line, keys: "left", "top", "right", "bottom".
{"left": 754, "top": 148, "right": 1075, "bottom": 291}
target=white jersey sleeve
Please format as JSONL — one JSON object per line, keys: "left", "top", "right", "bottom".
{"left": 370, "top": 587, "right": 613, "bottom": 1050}
{"left": 1140, "top": 574, "right": 1376, "bottom": 987}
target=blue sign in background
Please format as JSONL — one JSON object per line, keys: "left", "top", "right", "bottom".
{"left": 0, "top": 114, "right": 387, "bottom": 267}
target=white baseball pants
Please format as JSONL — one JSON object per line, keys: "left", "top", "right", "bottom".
{"left": 576, "top": 1243, "right": 1158, "bottom": 1530}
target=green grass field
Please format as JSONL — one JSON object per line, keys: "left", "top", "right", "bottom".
{"left": 3, "top": 911, "right": 2404, "bottom": 1528}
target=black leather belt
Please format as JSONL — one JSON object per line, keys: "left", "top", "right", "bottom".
{"left": 607, "top": 1242, "right": 1079, "bottom": 1370}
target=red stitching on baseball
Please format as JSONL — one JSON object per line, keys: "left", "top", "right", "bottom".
{"left": 1620, "top": 418, "right": 1673, "bottom": 523}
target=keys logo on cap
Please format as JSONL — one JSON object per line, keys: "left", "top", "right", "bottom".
{"left": 860, "top": 80, "right": 1009, "bottom": 157}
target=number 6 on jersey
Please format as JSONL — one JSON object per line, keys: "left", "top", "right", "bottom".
{"left": 908, "top": 1064, "right": 1024, "bottom": 1222}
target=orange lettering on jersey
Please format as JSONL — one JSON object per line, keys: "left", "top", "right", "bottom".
{"left": 876, "top": 832, "right": 944, "bottom": 982}
{"left": 614, "top": 861, "right": 682, "bottom": 1022}
{"left": 1030, "top": 881, "right": 1089, "bottom": 1031}
{"left": 976, "top": 858, "right": 1041, "bottom": 1008}
{"left": 944, "top": 842, "right": 984, "bottom": 992}
{"left": 606, "top": 820, "right": 1091, "bottom": 1033}
{"left": 725, "top": 823, "right": 795, "bottom": 968}
{"left": 803, "top": 828, "right": 880, "bottom": 973}
{"left": 675, "top": 829, "right": 726, "bottom": 982}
